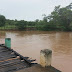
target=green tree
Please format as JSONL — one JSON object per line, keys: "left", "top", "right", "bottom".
{"left": 16, "top": 20, "right": 27, "bottom": 30}
{"left": 0, "top": 15, "right": 6, "bottom": 27}
{"left": 48, "top": 3, "right": 72, "bottom": 31}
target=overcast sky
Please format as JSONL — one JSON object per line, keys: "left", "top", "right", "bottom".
{"left": 0, "top": 0, "right": 72, "bottom": 21}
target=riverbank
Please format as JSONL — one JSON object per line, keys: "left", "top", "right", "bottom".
{"left": 0, "top": 27, "right": 37, "bottom": 31}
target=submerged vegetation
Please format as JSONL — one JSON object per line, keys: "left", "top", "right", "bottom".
{"left": 0, "top": 3, "right": 72, "bottom": 31}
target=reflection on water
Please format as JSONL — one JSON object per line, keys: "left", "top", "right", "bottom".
{"left": 0, "top": 31, "right": 72, "bottom": 72}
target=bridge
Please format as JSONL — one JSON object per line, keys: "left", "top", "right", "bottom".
{"left": 0, "top": 38, "right": 36, "bottom": 72}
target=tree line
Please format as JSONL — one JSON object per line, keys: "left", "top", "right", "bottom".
{"left": 0, "top": 3, "right": 72, "bottom": 31}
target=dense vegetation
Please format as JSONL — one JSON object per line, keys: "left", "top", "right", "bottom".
{"left": 0, "top": 3, "right": 72, "bottom": 31}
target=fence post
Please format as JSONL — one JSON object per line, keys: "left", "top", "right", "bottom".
{"left": 5, "top": 38, "right": 11, "bottom": 49}
{"left": 40, "top": 49, "right": 52, "bottom": 67}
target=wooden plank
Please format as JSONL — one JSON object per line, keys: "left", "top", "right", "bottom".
{"left": 0, "top": 45, "right": 37, "bottom": 72}
{"left": 0, "top": 58, "right": 20, "bottom": 65}
{"left": 0, "top": 56, "right": 16, "bottom": 61}
{"left": 0, "top": 53, "right": 17, "bottom": 61}
{"left": 0, "top": 58, "right": 19, "bottom": 62}
{"left": 0, "top": 59, "right": 21, "bottom": 68}
{"left": 0, "top": 62, "right": 29, "bottom": 72}
{"left": 0, "top": 51, "right": 12, "bottom": 55}
{"left": 0, "top": 58, "right": 26, "bottom": 72}
{"left": 0, "top": 60, "right": 29, "bottom": 70}
{"left": 0, "top": 49, "right": 9, "bottom": 53}
{"left": 0, "top": 52, "right": 15, "bottom": 57}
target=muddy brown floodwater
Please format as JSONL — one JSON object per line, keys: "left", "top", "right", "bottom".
{"left": 0, "top": 31, "right": 72, "bottom": 72}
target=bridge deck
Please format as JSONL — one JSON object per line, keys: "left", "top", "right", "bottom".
{"left": 0, "top": 45, "right": 36, "bottom": 72}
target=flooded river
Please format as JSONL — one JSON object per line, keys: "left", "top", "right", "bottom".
{"left": 0, "top": 31, "right": 72, "bottom": 72}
